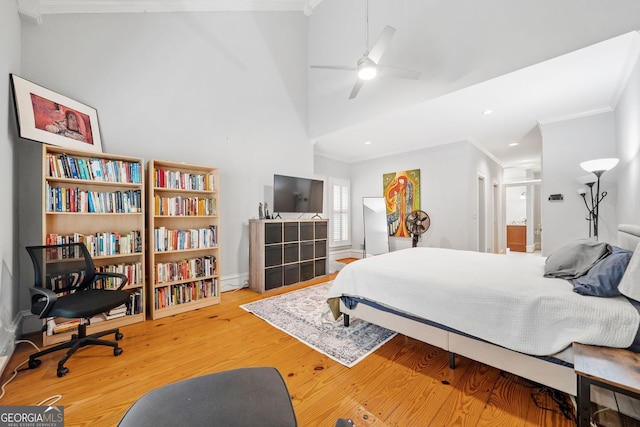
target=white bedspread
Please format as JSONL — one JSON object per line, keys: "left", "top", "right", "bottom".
{"left": 327, "top": 247, "right": 640, "bottom": 356}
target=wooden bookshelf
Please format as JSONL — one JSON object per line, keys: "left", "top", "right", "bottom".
{"left": 147, "top": 160, "right": 220, "bottom": 320}
{"left": 38, "top": 145, "right": 146, "bottom": 346}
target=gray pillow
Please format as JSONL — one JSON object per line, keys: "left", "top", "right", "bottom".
{"left": 571, "top": 246, "right": 633, "bottom": 297}
{"left": 544, "top": 239, "right": 612, "bottom": 279}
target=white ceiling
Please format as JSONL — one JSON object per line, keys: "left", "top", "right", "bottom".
{"left": 312, "top": 31, "right": 640, "bottom": 168}
{"left": 308, "top": 1, "right": 640, "bottom": 168}
{"left": 23, "top": 0, "right": 640, "bottom": 169}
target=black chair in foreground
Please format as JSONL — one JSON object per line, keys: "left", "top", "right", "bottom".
{"left": 26, "top": 243, "right": 132, "bottom": 377}
{"left": 118, "top": 367, "right": 298, "bottom": 427}
{"left": 118, "top": 366, "right": 358, "bottom": 427}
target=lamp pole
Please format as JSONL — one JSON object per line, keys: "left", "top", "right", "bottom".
{"left": 579, "top": 158, "right": 618, "bottom": 241}
{"left": 591, "top": 170, "right": 608, "bottom": 240}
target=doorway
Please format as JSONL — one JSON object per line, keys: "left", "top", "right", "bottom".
{"left": 504, "top": 179, "right": 541, "bottom": 253}
{"left": 477, "top": 175, "right": 486, "bottom": 253}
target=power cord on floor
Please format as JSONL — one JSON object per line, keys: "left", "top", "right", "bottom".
{"left": 531, "top": 386, "right": 576, "bottom": 422}
{"left": 0, "top": 339, "right": 62, "bottom": 407}
{"left": 499, "top": 371, "right": 575, "bottom": 421}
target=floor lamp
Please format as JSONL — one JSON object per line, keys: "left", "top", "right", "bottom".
{"left": 578, "top": 158, "right": 619, "bottom": 239}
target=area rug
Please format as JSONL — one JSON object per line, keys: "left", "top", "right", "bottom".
{"left": 240, "top": 281, "right": 396, "bottom": 367}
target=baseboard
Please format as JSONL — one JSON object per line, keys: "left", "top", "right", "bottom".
{"left": 329, "top": 249, "right": 362, "bottom": 262}
{"left": 220, "top": 272, "right": 249, "bottom": 292}
{"left": 0, "top": 311, "right": 28, "bottom": 377}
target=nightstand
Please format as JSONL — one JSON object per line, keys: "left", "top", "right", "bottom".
{"left": 573, "top": 343, "right": 640, "bottom": 427}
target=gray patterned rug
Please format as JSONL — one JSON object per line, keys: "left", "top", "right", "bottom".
{"left": 240, "top": 281, "right": 396, "bottom": 367}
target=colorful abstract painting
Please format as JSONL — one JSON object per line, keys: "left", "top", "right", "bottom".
{"left": 383, "top": 169, "right": 420, "bottom": 237}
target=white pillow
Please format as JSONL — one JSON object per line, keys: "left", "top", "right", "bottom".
{"left": 619, "top": 242, "right": 640, "bottom": 302}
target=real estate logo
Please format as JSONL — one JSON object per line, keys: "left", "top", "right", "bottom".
{"left": 0, "top": 405, "right": 64, "bottom": 427}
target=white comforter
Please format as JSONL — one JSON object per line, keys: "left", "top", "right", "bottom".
{"left": 327, "top": 247, "right": 640, "bottom": 356}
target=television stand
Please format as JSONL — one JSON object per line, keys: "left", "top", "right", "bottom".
{"left": 248, "top": 218, "right": 328, "bottom": 293}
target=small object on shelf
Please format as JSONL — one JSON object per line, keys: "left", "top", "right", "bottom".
{"left": 259, "top": 202, "right": 264, "bottom": 219}
{"left": 264, "top": 202, "right": 271, "bottom": 219}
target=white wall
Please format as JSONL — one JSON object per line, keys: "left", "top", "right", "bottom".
{"left": 1, "top": 1, "right": 21, "bottom": 368}
{"left": 540, "top": 112, "right": 618, "bottom": 254}
{"left": 314, "top": 154, "right": 350, "bottom": 180}
{"left": 615, "top": 42, "right": 640, "bottom": 225}
{"left": 348, "top": 141, "right": 502, "bottom": 254}
{"left": 18, "top": 12, "right": 312, "bottom": 316}
{"left": 469, "top": 145, "right": 504, "bottom": 254}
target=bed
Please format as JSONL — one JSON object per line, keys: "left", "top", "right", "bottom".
{"left": 327, "top": 224, "right": 640, "bottom": 396}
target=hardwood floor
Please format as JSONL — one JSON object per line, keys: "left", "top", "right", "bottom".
{"left": 2, "top": 269, "right": 577, "bottom": 426}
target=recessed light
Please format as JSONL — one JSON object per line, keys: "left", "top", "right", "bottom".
{"left": 364, "top": 141, "right": 372, "bottom": 145}
{"left": 482, "top": 110, "right": 494, "bottom": 115}
{"left": 509, "top": 142, "right": 519, "bottom": 147}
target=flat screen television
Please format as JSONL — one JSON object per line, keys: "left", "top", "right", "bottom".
{"left": 273, "top": 174, "right": 324, "bottom": 214}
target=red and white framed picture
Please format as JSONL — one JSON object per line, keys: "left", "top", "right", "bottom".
{"left": 10, "top": 74, "right": 102, "bottom": 153}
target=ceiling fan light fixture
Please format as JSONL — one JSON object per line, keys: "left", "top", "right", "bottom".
{"left": 358, "top": 64, "right": 377, "bottom": 80}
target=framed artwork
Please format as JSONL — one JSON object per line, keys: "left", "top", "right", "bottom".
{"left": 10, "top": 74, "right": 102, "bottom": 153}
{"left": 383, "top": 169, "right": 420, "bottom": 237}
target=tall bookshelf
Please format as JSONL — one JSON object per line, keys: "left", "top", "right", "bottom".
{"left": 38, "top": 145, "right": 146, "bottom": 346}
{"left": 147, "top": 160, "right": 220, "bottom": 320}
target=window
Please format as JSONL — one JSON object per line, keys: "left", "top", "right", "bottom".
{"left": 329, "top": 177, "right": 350, "bottom": 248}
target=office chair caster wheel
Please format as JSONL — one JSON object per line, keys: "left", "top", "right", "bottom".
{"left": 57, "top": 367, "right": 69, "bottom": 377}
{"left": 28, "top": 359, "right": 41, "bottom": 369}
{"left": 115, "top": 332, "right": 124, "bottom": 340}
{"left": 114, "top": 347, "right": 123, "bottom": 356}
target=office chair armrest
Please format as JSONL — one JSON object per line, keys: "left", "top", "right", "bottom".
{"left": 29, "top": 287, "right": 58, "bottom": 318}
{"left": 94, "top": 272, "right": 129, "bottom": 290}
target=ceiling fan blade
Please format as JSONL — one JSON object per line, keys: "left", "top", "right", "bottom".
{"left": 378, "top": 65, "right": 422, "bottom": 80}
{"left": 367, "top": 25, "right": 396, "bottom": 64}
{"left": 349, "top": 79, "right": 364, "bottom": 99}
{"left": 310, "top": 65, "right": 358, "bottom": 71}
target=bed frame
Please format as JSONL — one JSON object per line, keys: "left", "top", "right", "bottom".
{"left": 339, "top": 224, "right": 640, "bottom": 396}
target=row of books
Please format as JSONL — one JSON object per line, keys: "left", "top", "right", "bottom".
{"left": 93, "top": 262, "right": 143, "bottom": 288}
{"left": 47, "top": 152, "right": 142, "bottom": 184}
{"left": 154, "top": 168, "right": 215, "bottom": 191}
{"left": 43, "top": 261, "right": 143, "bottom": 293}
{"left": 153, "top": 194, "right": 216, "bottom": 216}
{"left": 153, "top": 226, "right": 218, "bottom": 252}
{"left": 154, "top": 279, "right": 218, "bottom": 309}
{"left": 154, "top": 255, "right": 216, "bottom": 284}
{"left": 97, "top": 290, "right": 143, "bottom": 318}
{"left": 46, "top": 231, "right": 143, "bottom": 257}
{"left": 46, "top": 289, "right": 143, "bottom": 335}
{"left": 46, "top": 184, "right": 142, "bottom": 213}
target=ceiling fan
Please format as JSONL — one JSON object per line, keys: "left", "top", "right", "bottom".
{"left": 310, "top": 0, "right": 422, "bottom": 99}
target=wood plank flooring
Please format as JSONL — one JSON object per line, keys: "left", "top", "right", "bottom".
{"left": 1, "top": 270, "right": 578, "bottom": 426}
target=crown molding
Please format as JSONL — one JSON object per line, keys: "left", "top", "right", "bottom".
{"left": 19, "top": 0, "right": 323, "bottom": 22}
{"left": 536, "top": 106, "right": 614, "bottom": 126}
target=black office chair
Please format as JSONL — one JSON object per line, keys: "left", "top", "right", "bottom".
{"left": 26, "top": 243, "right": 132, "bottom": 377}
